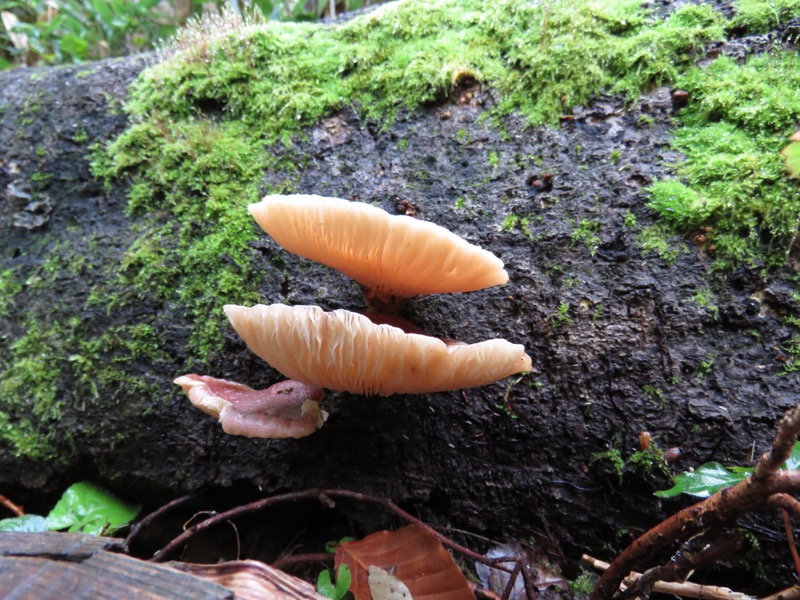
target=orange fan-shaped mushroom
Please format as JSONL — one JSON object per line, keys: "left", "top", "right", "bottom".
{"left": 224, "top": 304, "right": 531, "bottom": 397}
{"left": 249, "top": 195, "right": 508, "bottom": 309}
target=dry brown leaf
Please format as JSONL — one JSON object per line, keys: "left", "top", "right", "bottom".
{"left": 335, "top": 524, "right": 473, "bottom": 600}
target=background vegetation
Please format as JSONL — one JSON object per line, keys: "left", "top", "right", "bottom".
{"left": 0, "top": 0, "right": 383, "bottom": 68}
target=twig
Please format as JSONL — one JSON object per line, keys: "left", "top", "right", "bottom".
{"left": 126, "top": 494, "right": 193, "bottom": 547}
{"left": 755, "top": 404, "right": 800, "bottom": 480}
{"left": 500, "top": 561, "right": 521, "bottom": 600}
{"left": 271, "top": 552, "right": 332, "bottom": 570}
{"left": 760, "top": 584, "right": 800, "bottom": 600}
{"left": 774, "top": 497, "right": 800, "bottom": 580}
{"left": 582, "top": 554, "right": 755, "bottom": 599}
{"left": 151, "top": 488, "right": 512, "bottom": 573}
{"left": 770, "top": 493, "right": 800, "bottom": 522}
{"left": 618, "top": 531, "right": 743, "bottom": 599}
{"left": 0, "top": 493, "right": 24, "bottom": 517}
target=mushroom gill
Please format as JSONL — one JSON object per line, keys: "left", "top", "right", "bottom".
{"left": 248, "top": 195, "right": 508, "bottom": 309}
{"left": 224, "top": 304, "right": 532, "bottom": 397}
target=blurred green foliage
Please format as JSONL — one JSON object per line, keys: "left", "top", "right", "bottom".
{"left": 0, "top": 0, "right": 381, "bottom": 68}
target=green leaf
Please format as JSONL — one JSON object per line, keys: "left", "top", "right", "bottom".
{"left": 0, "top": 514, "right": 49, "bottom": 533}
{"left": 656, "top": 442, "right": 800, "bottom": 498}
{"left": 317, "top": 569, "right": 337, "bottom": 599}
{"left": 782, "top": 141, "right": 800, "bottom": 179}
{"left": 45, "top": 482, "right": 140, "bottom": 535}
{"left": 655, "top": 462, "right": 749, "bottom": 498}
{"left": 335, "top": 564, "right": 352, "bottom": 598}
{"left": 325, "top": 536, "right": 356, "bottom": 553}
{"left": 59, "top": 33, "right": 89, "bottom": 59}
{"left": 316, "top": 564, "right": 352, "bottom": 600}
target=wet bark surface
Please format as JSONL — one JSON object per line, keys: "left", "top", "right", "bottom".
{"left": 2, "top": 9, "right": 800, "bottom": 595}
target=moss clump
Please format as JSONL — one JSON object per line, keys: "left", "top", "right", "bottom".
{"left": 731, "top": 0, "right": 800, "bottom": 33}
{"left": 648, "top": 52, "right": 800, "bottom": 268}
{"left": 0, "top": 269, "right": 22, "bottom": 318}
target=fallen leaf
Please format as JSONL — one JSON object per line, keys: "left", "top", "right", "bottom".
{"left": 336, "top": 524, "right": 472, "bottom": 600}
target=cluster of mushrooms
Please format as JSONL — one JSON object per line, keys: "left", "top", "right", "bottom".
{"left": 175, "top": 195, "right": 532, "bottom": 439}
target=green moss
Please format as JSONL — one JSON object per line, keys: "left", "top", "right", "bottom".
{"left": 0, "top": 320, "right": 68, "bottom": 459}
{"left": 572, "top": 219, "right": 600, "bottom": 256}
{"left": 731, "top": 0, "right": 800, "bottom": 33}
{"left": 638, "top": 223, "right": 682, "bottom": 265}
{"left": 648, "top": 52, "right": 800, "bottom": 269}
{"left": 0, "top": 269, "right": 22, "bottom": 318}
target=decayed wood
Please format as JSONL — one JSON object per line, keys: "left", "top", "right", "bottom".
{"left": 0, "top": 532, "right": 320, "bottom": 599}
{"left": 0, "top": 531, "right": 127, "bottom": 558}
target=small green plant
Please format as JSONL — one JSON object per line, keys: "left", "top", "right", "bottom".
{"left": 643, "top": 385, "right": 666, "bottom": 409}
{"left": 623, "top": 210, "right": 638, "bottom": 228}
{"left": 695, "top": 354, "right": 715, "bottom": 380}
{"left": 0, "top": 481, "right": 140, "bottom": 535}
{"left": 572, "top": 219, "right": 600, "bottom": 256}
{"left": 317, "top": 564, "right": 352, "bottom": 600}
{"left": 690, "top": 288, "right": 720, "bottom": 320}
{"left": 609, "top": 148, "right": 622, "bottom": 164}
{"left": 551, "top": 302, "right": 573, "bottom": 329}
{"left": 487, "top": 150, "right": 500, "bottom": 167}
{"left": 627, "top": 445, "right": 670, "bottom": 479}
{"left": 592, "top": 444, "right": 670, "bottom": 482}
{"left": 501, "top": 213, "right": 533, "bottom": 239}
{"left": 591, "top": 448, "right": 626, "bottom": 480}
{"left": 638, "top": 224, "right": 681, "bottom": 265}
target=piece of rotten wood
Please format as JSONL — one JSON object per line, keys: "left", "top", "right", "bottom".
{"left": 0, "top": 532, "right": 321, "bottom": 599}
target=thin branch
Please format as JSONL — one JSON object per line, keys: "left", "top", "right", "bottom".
{"left": 583, "top": 554, "right": 755, "bottom": 599}
{"left": 126, "top": 494, "right": 193, "bottom": 547}
{"left": 151, "top": 488, "right": 513, "bottom": 573}
{"left": 0, "top": 493, "right": 24, "bottom": 517}
{"left": 760, "top": 585, "right": 800, "bottom": 600}
{"left": 772, "top": 493, "right": 800, "bottom": 581}
{"left": 769, "top": 493, "right": 800, "bottom": 522}
{"left": 618, "top": 531, "right": 742, "bottom": 599}
{"left": 271, "top": 552, "right": 332, "bottom": 570}
{"left": 755, "top": 403, "right": 800, "bottom": 481}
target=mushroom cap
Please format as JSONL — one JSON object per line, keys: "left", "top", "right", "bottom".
{"left": 174, "top": 374, "right": 327, "bottom": 439}
{"left": 248, "top": 195, "right": 508, "bottom": 299}
{"left": 224, "top": 304, "right": 532, "bottom": 397}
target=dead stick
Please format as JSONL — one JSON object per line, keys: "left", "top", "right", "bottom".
{"left": 126, "top": 494, "right": 193, "bottom": 547}
{"left": 582, "top": 554, "right": 755, "bottom": 599}
{"left": 0, "top": 493, "right": 24, "bottom": 517}
{"left": 152, "top": 488, "right": 513, "bottom": 573}
{"left": 760, "top": 585, "right": 800, "bottom": 600}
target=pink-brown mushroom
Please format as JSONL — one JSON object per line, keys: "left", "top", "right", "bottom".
{"left": 174, "top": 374, "right": 327, "bottom": 439}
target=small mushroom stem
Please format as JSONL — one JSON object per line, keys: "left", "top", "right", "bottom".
{"left": 361, "top": 285, "right": 407, "bottom": 313}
